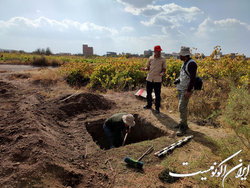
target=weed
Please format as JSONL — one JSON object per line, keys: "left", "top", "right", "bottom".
{"left": 222, "top": 85, "right": 250, "bottom": 149}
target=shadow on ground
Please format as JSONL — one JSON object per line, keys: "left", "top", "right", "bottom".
{"left": 153, "top": 112, "right": 219, "bottom": 155}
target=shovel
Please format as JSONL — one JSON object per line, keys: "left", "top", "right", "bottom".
{"left": 124, "top": 146, "right": 154, "bottom": 169}
{"left": 122, "top": 132, "right": 129, "bottom": 146}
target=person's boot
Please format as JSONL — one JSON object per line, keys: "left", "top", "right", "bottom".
{"left": 175, "top": 122, "right": 189, "bottom": 129}
{"left": 155, "top": 107, "right": 160, "bottom": 114}
{"left": 176, "top": 125, "right": 188, "bottom": 136}
{"left": 143, "top": 105, "right": 152, "bottom": 109}
{"left": 174, "top": 123, "right": 181, "bottom": 129}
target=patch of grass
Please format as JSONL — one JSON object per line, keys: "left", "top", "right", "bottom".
{"left": 161, "top": 79, "right": 230, "bottom": 127}
{"left": 31, "top": 68, "right": 62, "bottom": 82}
{"left": 157, "top": 135, "right": 249, "bottom": 188}
{"left": 7, "top": 59, "right": 22, "bottom": 64}
{"left": 222, "top": 85, "right": 250, "bottom": 149}
{"left": 205, "top": 135, "right": 245, "bottom": 165}
{"left": 200, "top": 135, "right": 250, "bottom": 187}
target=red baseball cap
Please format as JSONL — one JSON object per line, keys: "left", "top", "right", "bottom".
{"left": 154, "top": 45, "right": 162, "bottom": 51}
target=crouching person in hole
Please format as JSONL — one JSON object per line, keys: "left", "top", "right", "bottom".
{"left": 103, "top": 113, "right": 135, "bottom": 149}
{"left": 174, "top": 46, "right": 197, "bottom": 136}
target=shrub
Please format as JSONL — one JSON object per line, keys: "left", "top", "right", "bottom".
{"left": 89, "top": 59, "right": 147, "bottom": 90}
{"left": 164, "top": 57, "right": 182, "bottom": 86}
{"left": 66, "top": 69, "right": 89, "bottom": 87}
{"left": 59, "top": 62, "right": 93, "bottom": 87}
{"left": 50, "top": 59, "right": 61, "bottom": 67}
{"left": 32, "top": 56, "right": 49, "bottom": 66}
{"left": 222, "top": 85, "right": 250, "bottom": 148}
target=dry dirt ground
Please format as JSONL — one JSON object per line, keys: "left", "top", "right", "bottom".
{"left": 0, "top": 67, "right": 234, "bottom": 188}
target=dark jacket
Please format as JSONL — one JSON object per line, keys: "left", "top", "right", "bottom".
{"left": 104, "top": 113, "right": 127, "bottom": 132}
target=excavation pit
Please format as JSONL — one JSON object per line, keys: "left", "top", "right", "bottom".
{"left": 85, "top": 115, "right": 166, "bottom": 150}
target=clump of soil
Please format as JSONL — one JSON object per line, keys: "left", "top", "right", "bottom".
{"left": 43, "top": 92, "right": 115, "bottom": 119}
{"left": 158, "top": 168, "right": 180, "bottom": 183}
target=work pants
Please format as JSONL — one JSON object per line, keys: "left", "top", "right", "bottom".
{"left": 177, "top": 90, "right": 191, "bottom": 126}
{"left": 103, "top": 124, "right": 123, "bottom": 149}
{"left": 146, "top": 81, "right": 161, "bottom": 110}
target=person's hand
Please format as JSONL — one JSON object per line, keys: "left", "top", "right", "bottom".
{"left": 185, "top": 91, "right": 192, "bottom": 99}
{"left": 159, "top": 72, "right": 164, "bottom": 76}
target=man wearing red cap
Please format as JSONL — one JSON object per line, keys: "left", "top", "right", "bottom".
{"left": 141, "top": 45, "right": 166, "bottom": 114}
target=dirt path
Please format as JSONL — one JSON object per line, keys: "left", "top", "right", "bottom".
{"left": 0, "top": 68, "right": 232, "bottom": 187}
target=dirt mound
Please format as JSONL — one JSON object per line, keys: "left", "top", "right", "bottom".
{"left": 0, "top": 77, "right": 113, "bottom": 187}
{"left": 0, "top": 80, "right": 48, "bottom": 187}
{"left": 43, "top": 92, "right": 115, "bottom": 119}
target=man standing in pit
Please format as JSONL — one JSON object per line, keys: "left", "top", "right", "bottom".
{"left": 103, "top": 113, "right": 135, "bottom": 148}
{"left": 141, "top": 45, "right": 166, "bottom": 114}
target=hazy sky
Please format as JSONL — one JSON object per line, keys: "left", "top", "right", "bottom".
{"left": 0, "top": 0, "right": 249, "bottom": 56}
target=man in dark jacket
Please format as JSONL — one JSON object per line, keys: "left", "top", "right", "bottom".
{"left": 103, "top": 113, "right": 135, "bottom": 148}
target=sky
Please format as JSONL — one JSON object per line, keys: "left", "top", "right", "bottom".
{"left": 0, "top": 0, "right": 250, "bottom": 56}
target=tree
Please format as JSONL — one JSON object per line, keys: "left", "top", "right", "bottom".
{"left": 32, "top": 48, "right": 42, "bottom": 54}
{"left": 45, "top": 47, "right": 52, "bottom": 55}
{"left": 210, "top": 45, "right": 221, "bottom": 58}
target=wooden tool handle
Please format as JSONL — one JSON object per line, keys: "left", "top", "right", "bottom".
{"left": 122, "top": 132, "right": 128, "bottom": 146}
{"left": 137, "top": 146, "right": 154, "bottom": 161}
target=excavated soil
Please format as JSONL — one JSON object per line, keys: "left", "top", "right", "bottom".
{"left": 0, "top": 70, "right": 117, "bottom": 187}
{"left": 0, "top": 68, "right": 232, "bottom": 188}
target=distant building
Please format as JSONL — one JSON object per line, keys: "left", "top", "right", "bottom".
{"left": 82, "top": 44, "right": 93, "bottom": 56}
{"left": 164, "top": 53, "right": 173, "bottom": 59}
{"left": 106, "top": 52, "right": 117, "bottom": 56}
{"left": 144, "top": 49, "right": 153, "bottom": 58}
{"left": 172, "top": 52, "right": 180, "bottom": 59}
{"left": 224, "top": 53, "right": 246, "bottom": 59}
{"left": 56, "top": 53, "right": 71, "bottom": 56}
{"left": 229, "top": 53, "right": 237, "bottom": 59}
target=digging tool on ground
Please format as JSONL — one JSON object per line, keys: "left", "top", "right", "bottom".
{"left": 124, "top": 146, "right": 154, "bottom": 169}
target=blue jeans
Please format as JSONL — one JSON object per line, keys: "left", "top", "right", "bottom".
{"left": 103, "top": 124, "right": 123, "bottom": 148}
